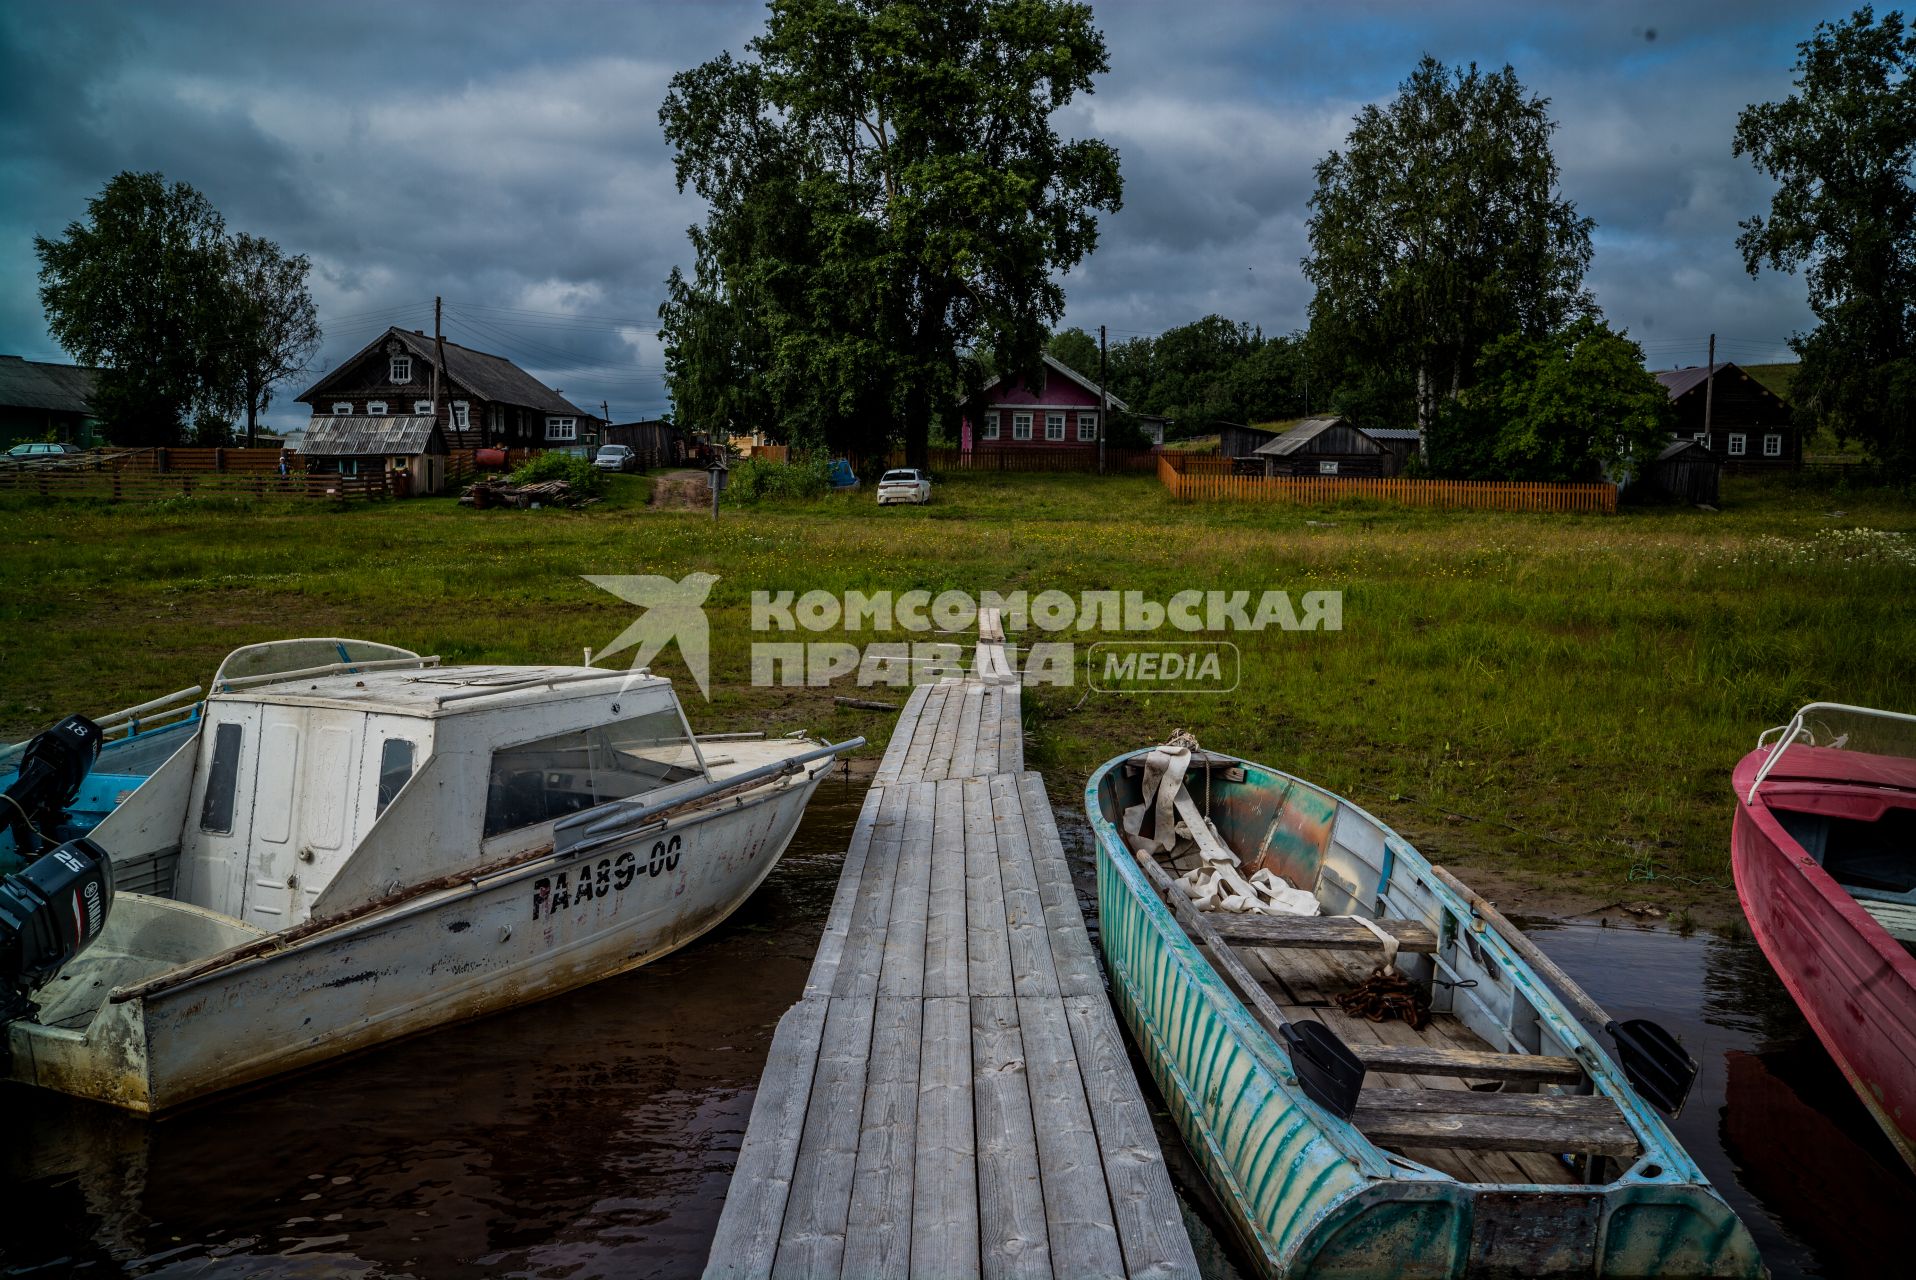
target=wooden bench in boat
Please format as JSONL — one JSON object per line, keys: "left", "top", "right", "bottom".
{"left": 1351, "top": 1086, "right": 1642, "bottom": 1159}
{"left": 1347, "top": 1043, "right": 1585, "bottom": 1086}
{"left": 1204, "top": 913, "right": 1438, "bottom": 953}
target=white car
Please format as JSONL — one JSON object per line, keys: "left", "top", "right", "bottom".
{"left": 876, "top": 468, "right": 931, "bottom": 505}
{"left": 592, "top": 444, "right": 637, "bottom": 472}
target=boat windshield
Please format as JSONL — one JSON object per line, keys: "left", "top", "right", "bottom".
{"left": 484, "top": 706, "right": 707, "bottom": 837}
{"left": 1748, "top": 702, "right": 1916, "bottom": 802}
{"left": 213, "top": 638, "right": 423, "bottom": 689}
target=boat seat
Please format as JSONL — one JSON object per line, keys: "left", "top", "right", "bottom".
{"left": 1205, "top": 914, "right": 1437, "bottom": 953}
{"left": 1349, "top": 1044, "right": 1585, "bottom": 1086}
{"left": 1853, "top": 894, "right": 1916, "bottom": 945}
{"left": 1351, "top": 1086, "right": 1641, "bottom": 1159}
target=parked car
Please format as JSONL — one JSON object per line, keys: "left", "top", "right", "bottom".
{"left": 876, "top": 468, "right": 931, "bottom": 505}
{"left": 593, "top": 444, "right": 638, "bottom": 473}
{"left": 4, "top": 441, "right": 83, "bottom": 465}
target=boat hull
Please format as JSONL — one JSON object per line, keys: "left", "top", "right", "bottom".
{"left": 1089, "top": 751, "right": 1762, "bottom": 1279}
{"left": 8, "top": 771, "right": 820, "bottom": 1112}
{"left": 1730, "top": 749, "right": 1916, "bottom": 1170}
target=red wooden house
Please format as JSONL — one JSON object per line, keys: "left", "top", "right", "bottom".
{"left": 961, "top": 355, "right": 1138, "bottom": 451}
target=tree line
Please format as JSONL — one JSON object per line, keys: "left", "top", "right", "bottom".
{"left": 35, "top": 171, "right": 319, "bottom": 448}
{"left": 660, "top": 3, "right": 1916, "bottom": 482}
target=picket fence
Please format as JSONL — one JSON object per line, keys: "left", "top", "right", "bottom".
{"left": 1156, "top": 453, "right": 1617, "bottom": 514}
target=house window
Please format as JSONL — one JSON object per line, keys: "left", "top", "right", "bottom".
{"left": 332, "top": 402, "right": 353, "bottom": 416}
{"left": 390, "top": 355, "right": 412, "bottom": 384}
{"left": 1694, "top": 432, "right": 1711, "bottom": 450}
{"left": 1045, "top": 412, "right": 1066, "bottom": 441}
{"left": 1728, "top": 433, "right": 1747, "bottom": 457}
{"left": 1012, "top": 412, "right": 1032, "bottom": 441}
{"left": 1318, "top": 460, "right": 1340, "bottom": 475}
{"left": 414, "top": 400, "right": 433, "bottom": 416}
{"left": 982, "top": 411, "right": 999, "bottom": 441}
{"left": 546, "top": 416, "right": 577, "bottom": 441}
{"left": 453, "top": 401, "right": 471, "bottom": 430}
{"left": 367, "top": 400, "right": 388, "bottom": 416}
{"left": 1077, "top": 413, "right": 1098, "bottom": 442}
{"left": 1764, "top": 433, "right": 1782, "bottom": 458}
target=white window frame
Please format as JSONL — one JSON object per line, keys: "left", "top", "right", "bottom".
{"left": 390, "top": 355, "right": 412, "bottom": 384}
{"left": 452, "top": 401, "right": 470, "bottom": 430}
{"left": 1012, "top": 412, "right": 1033, "bottom": 441}
{"left": 367, "top": 400, "right": 388, "bottom": 416}
{"left": 1045, "top": 412, "right": 1066, "bottom": 441}
{"left": 414, "top": 400, "right": 433, "bottom": 416}
{"left": 1728, "top": 433, "right": 1747, "bottom": 457}
{"left": 982, "top": 410, "right": 1000, "bottom": 441}
{"left": 546, "top": 416, "right": 577, "bottom": 442}
{"left": 331, "top": 402, "right": 353, "bottom": 416}
{"left": 1763, "top": 433, "right": 1782, "bottom": 458}
{"left": 1077, "top": 413, "right": 1098, "bottom": 442}
{"left": 1318, "top": 460, "right": 1340, "bottom": 475}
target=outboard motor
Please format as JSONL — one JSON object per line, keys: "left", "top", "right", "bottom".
{"left": 0, "top": 837, "right": 115, "bottom": 1035}
{"left": 2, "top": 714, "right": 102, "bottom": 855}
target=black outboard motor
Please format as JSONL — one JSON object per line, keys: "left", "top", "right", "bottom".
{"left": 2, "top": 714, "right": 102, "bottom": 855}
{"left": 0, "top": 837, "right": 115, "bottom": 1035}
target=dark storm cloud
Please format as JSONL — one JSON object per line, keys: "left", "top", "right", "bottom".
{"left": 0, "top": 1, "right": 1856, "bottom": 426}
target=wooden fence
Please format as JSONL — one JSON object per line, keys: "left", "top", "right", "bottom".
{"left": 889, "top": 445, "right": 1160, "bottom": 474}
{"left": 1157, "top": 453, "right": 1618, "bottom": 514}
{"left": 0, "top": 466, "right": 392, "bottom": 502}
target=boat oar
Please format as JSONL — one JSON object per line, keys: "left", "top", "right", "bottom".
{"left": 1132, "top": 847, "right": 1365, "bottom": 1120}
{"left": 1431, "top": 865, "right": 1699, "bottom": 1116}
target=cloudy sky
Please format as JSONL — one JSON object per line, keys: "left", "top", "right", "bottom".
{"left": 0, "top": 1, "right": 1855, "bottom": 430}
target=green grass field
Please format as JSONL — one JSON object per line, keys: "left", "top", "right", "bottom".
{"left": 3, "top": 470, "right": 1911, "bottom": 919}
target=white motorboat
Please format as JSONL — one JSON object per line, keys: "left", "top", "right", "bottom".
{"left": 0, "top": 639, "right": 858, "bottom": 1112}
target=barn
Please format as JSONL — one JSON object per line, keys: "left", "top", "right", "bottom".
{"left": 1654, "top": 362, "right": 1799, "bottom": 470}
{"left": 1633, "top": 438, "right": 1720, "bottom": 506}
{"left": 1250, "top": 417, "right": 1389, "bottom": 477}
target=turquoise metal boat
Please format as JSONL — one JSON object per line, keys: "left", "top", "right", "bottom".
{"left": 1087, "top": 746, "right": 1763, "bottom": 1278}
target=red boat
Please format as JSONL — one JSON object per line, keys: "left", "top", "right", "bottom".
{"left": 1731, "top": 702, "right": 1916, "bottom": 1171}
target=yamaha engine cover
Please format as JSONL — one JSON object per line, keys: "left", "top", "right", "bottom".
{"left": 0, "top": 837, "right": 116, "bottom": 1018}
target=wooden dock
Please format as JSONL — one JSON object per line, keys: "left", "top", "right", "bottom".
{"left": 706, "top": 626, "right": 1199, "bottom": 1279}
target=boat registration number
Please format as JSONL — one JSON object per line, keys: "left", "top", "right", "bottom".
{"left": 531, "top": 834, "right": 682, "bottom": 918}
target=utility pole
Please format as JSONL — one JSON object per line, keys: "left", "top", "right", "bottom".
{"left": 601, "top": 400, "right": 611, "bottom": 453}
{"left": 1098, "top": 324, "right": 1108, "bottom": 476}
{"left": 1703, "top": 333, "right": 1716, "bottom": 450}
{"left": 431, "top": 295, "right": 450, "bottom": 440}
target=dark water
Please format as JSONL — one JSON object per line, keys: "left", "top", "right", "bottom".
{"left": 5, "top": 783, "right": 1912, "bottom": 1277}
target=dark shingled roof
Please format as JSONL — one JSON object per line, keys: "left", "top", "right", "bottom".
{"left": 1654, "top": 360, "right": 1791, "bottom": 409}
{"left": 0, "top": 355, "right": 98, "bottom": 415}
{"left": 1251, "top": 416, "right": 1356, "bottom": 457}
{"left": 298, "top": 327, "right": 589, "bottom": 417}
{"left": 303, "top": 415, "right": 446, "bottom": 457}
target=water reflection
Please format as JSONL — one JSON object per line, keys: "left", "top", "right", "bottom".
{"left": 0, "top": 776, "right": 872, "bottom": 1279}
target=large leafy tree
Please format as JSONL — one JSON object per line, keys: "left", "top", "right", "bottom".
{"left": 1304, "top": 57, "right": 1594, "bottom": 436}
{"left": 36, "top": 172, "right": 239, "bottom": 446}
{"left": 1735, "top": 6, "right": 1916, "bottom": 476}
{"left": 659, "top": 0, "right": 1123, "bottom": 466}
{"left": 1427, "top": 316, "right": 1671, "bottom": 482}
{"left": 227, "top": 233, "right": 321, "bottom": 448}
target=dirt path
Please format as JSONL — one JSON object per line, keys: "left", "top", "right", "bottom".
{"left": 649, "top": 468, "right": 711, "bottom": 510}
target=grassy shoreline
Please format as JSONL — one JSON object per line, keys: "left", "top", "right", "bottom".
{"left": 3, "top": 471, "right": 1912, "bottom": 923}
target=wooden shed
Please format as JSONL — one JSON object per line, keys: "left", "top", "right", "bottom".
{"left": 1251, "top": 416, "right": 1388, "bottom": 477}
{"left": 1218, "top": 421, "right": 1281, "bottom": 463}
{"left": 603, "top": 419, "right": 684, "bottom": 468}
{"left": 303, "top": 415, "right": 450, "bottom": 496}
{"left": 1633, "top": 438, "right": 1720, "bottom": 506}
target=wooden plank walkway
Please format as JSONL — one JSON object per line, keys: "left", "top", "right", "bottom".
{"left": 707, "top": 637, "right": 1199, "bottom": 1280}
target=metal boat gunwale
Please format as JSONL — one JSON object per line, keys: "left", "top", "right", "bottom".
{"left": 1087, "top": 746, "right": 1701, "bottom": 1190}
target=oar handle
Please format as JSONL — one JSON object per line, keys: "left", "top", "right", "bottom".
{"left": 1429, "top": 864, "right": 1613, "bottom": 1031}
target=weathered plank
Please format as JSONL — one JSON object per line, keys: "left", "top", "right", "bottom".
{"left": 1063, "top": 994, "right": 1202, "bottom": 1279}
{"left": 1348, "top": 1043, "right": 1585, "bottom": 1086}
{"left": 1016, "top": 772, "right": 1104, "bottom": 999}
{"left": 998, "top": 687, "right": 1023, "bottom": 771}
{"left": 1018, "top": 993, "right": 1127, "bottom": 1280}
{"left": 705, "top": 997, "right": 830, "bottom": 1280}
{"left": 878, "top": 781, "right": 936, "bottom": 1000}
{"left": 924, "top": 684, "right": 966, "bottom": 782}
{"left": 1351, "top": 1088, "right": 1641, "bottom": 1158}
{"left": 898, "top": 685, "right": 949, "bottom": 784}
{"left": 974, "top": 685, "right": 1001, "bottom": 775}
{"left": 991, "top": 774, "right": 1061, "bottom": 999}
{"left": 924, "top": 778, "right": 970, "bottom": 998}
{"left": 1206, "top": 914, "right": 1437, "bottom": 954}
{"left": 971, "top": 995, "right": 1052, "bottom": 1280}
{"left": 843, "top": 997, "right": 923, "bottom": 1280}
{"left": 834, "top": 783, "right": 909, "bottom": 998}
{"left": 964, "top": 776, "right": 1016, "bottom": 998}
{"left": 806, "top": 785, "right": 883, "bottom": 997}
{"left": 873, "top": 684, "right": 933, "bottom": 785}
{"left": 774, "top": 997, "right": 878, "bottom": 1278}
{"left": 912, "top": 995, "right": 981, "bottom": 1278}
